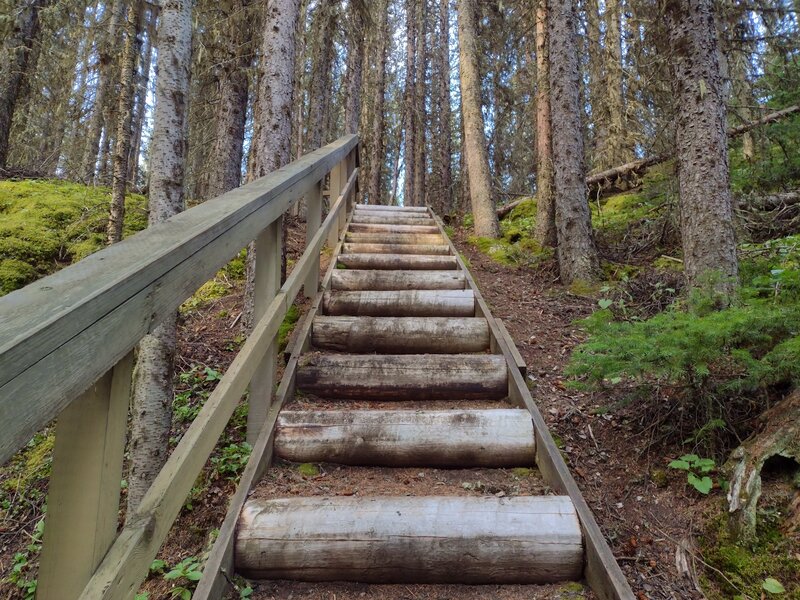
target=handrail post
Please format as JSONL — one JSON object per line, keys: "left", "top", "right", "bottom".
{"left": 346, "top": 148, "right": 357, "bottom": 213}
{"left": 37, "top": 351, "right": 133, "bottom": 600}
{"left": 304, "top": 179, "right": 323, "bottom": 299}
{"left": 332, "top": 160, "right": 347, "bottom": 235}
{"left": 247, "top": 217, "right": 281, "bottom": 445}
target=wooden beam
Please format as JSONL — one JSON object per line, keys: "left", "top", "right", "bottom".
{"left": 80, "top": 175, "right": 353, "bottom": 600}
{"left": 274, "top": 408, "right": 535, "bottom": 467}
{"left": 344, "top": 232, "right": 445, "bottom": 245}
{"left": 353, "top": 205, "right": 429, "bottom": 212}
{"left": 341, "top": 243, "right": 452, "bottom": 255}
{"left": 0, "top": 134, "right": 358, "bottom": 466}
{"left": 37, "top": 352, "right": 133, "bottom": 600}
{"left": 348, "top": 223, "right": 441, "bottom": 234}
{"left": 304, "top": 179, "right": 323, "bottom": 299}
{"left": 236, "top": 496, "right": 583, "bottom": 583}
{"left": 350, "top": 216, "right": 437, "bottom": 226}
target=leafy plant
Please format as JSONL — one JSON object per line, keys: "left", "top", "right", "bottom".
{"left": 173, "top": 365, "right": 223, "bottom": 423}
{"left": 210, "top": 442, "right": 252, "bottom": 480}
{"left": 763, "top": 577, "right": 786, "bottom": 595}
{"left": 668, "top": 454, "right": 716, "bottom": 494}
{"left": 163, "top": 556, "right": 203, "bottom": 600}
{"left": 3, "top": 517, "right": 45, "bottom": 599}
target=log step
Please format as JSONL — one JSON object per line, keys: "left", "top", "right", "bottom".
{"left": 350, "top": 215, "right": 436, "bottom": 226}
{"left": 337, "top": 253, "right": 458, "bottom": 270}
{"left": 274, "top": 409, "right": 534, "bottom": 467}
{"left": 323, "top": 290, "right": 475, "bottom": 317}
{"left": 311, "top": 316, "right": 489, "bottom": 353}
{"left": 331, "top": 270, "right": 465, "bottom": 291}
{"left": 342, "top": 243, "right": 451, "bottom": 255}
{"left": 296, "top": 354, "right": 508, "bottom": 400}
{"left": 354, "top": 205, "right": 429, "bottom": 213}
{"left": 345, "top": 233, "right": 445, "bottom": 245}
{"left": 348, "top": 223, "right": 441, "bottom": 234}
{"left": 236, "top": 496, "right": 583, "bottom": 583}
{"left": 352, "top": 211, "right": 432, "bottom": 220}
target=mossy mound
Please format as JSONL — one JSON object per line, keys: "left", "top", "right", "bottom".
{"left": 470, "top": 197, "right": 552, "bottom": 267}
{"left": 701, "top": 512, "right": 800, "bottom": 599}
{"left": 0, "top": 179, "right": 148, "bottom": 295}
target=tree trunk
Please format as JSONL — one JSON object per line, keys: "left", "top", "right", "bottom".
{"left": 244, "top": 0, "right": 301, "bottom": 330}
{"left": 367, "top": 0, "right": 389, "bottom": 205}
{"left": 0, "top": 0, "right": 47, "bottom": 171}
{"left": 434, "top": 0, "right": 452, "bottom": 214}
{"left": 81, "top": 0, "right": 125, "bottom": 182}
{"left": 127, "top": 0, "right": 192, "bottom": 514}
{"left": 107, "top": 1, "right": 144, "bottom": 245}
{"left": 402, "top": 0, "right": 417, "bottom": 206}
{"left": 127, "top": 6, "right": 156, "bottom": 187}
{"left": 344, "top": 3, "right": 365, "bottom": 135}
{"left": 457, "top": 0, "right": 500, "bottom": 238}
{"left": 548, "top": 0, "right": 599, "bottom": 283}
{"left": 666, "top": 0, "right": 738, "bottom": 295}
{"left": 206, "top": 0, "right": 250, "bottom": 199}
{"left": 533, "top": 0, "right": 556, "bottom": 247}
{"left": 411, "top": 0, "right": 427, "bottom": 208}
{"left": 603, "top": 0, "right": 631, "bottom": 167}
{"left": 305, "top": 0, "right": 336, "bottom": 152}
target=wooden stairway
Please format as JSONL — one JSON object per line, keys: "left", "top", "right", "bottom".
{"left": 233, "top": 204, "right": 586, "bottom": 586}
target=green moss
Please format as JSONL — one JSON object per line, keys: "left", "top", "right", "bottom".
{"left": 0, "top": 179, "right": 147, "bottom": 295}
{"left": 700, "top": 512, "right": 800, "bottom": 599}
{"left": 297, "top": 463, "right": 319, "bottom": 477}
{"left": 511, "top": 467, "right": 534, "bottom": 478}
{"left": 651, "top": 469, "right": 669, "bottom": 488}
{"left": 1, "top": 432, "right": 54, "bottom": 509}
{"left": 222, "top": 249, "right": 247, "bottom": 281}
{"left": 462, "top": 213, "right": 474, "bottom": 228}
{"left": 559, "top": 581, "right": 587, "bottom": 596}
{"left": 602, "top": 262, "right": 641, "bottom": 281}
{"left": 653, "top": 255, "right": 684, "bottom": 271}
{"left": 569, "top": 279, "right": 601, "bottom": 296}
{"left": 278, "top": 305, "right": 301, "bottom": 351}
{"left": 180, "top": 279, "right": 231, "bottom": 314}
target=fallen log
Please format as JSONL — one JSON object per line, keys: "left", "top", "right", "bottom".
{"left": 330, "top": 269, "right": 466, "bottom": 291}
{"left": 296, "top": 353, "right": 508, "bottom": 400}
{"left": 497, "top": 105, "right": 800, "bottom": 217}
{"left": 322, "top": 289, "right": 476, "bottom": 317}
{"left": 236, "top": 496, "right": 583, "bottom": 583}
{"left": 311, "top": 316, "right": 489, "bottom": 353}
{"left": 274, "top": 408, "right": 534, "bottom": 467}
{"left": 337, "top": 253, "right": 458, "bottom": 270}
{"left": 724, "top": 388, "right": 800, "bottom": 543}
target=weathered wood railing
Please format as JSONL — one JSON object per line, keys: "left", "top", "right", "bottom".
{"left": 0, "top": 134, "right": 359, "bottom": 599}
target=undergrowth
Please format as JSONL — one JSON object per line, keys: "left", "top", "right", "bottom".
{"left": 468, "top": 198, "right": 553, "bottom": 267}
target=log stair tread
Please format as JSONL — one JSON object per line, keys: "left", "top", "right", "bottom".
{"left": 236, "top": 204, "right": 586, "bottom": 588}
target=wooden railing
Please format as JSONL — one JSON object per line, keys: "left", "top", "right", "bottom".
{"left": 0, "top": 134, "right": 359, "bottom": 599}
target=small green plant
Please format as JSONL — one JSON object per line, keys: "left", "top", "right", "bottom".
{"left": 763, "top": 577, "right": 786, "bottom": 595}
{"left": 173, "top": 366, "right": 223, "bottom": 423}
{"left": 3, "top": 517, "right": 44, "bottom": 599}
{"left": 668, "top": 454, "right": 716, "bottom": 494}
{"left": 163, "top": 556, "right": 203, "bottom": 600}
{"left": 210, "top": 442, "right": 252, "bottom": 480}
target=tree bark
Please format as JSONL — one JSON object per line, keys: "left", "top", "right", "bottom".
{"left": 107, "top": 1, "right": 144, "bottom": 245}
{"left": 457, "top": 0, "right": 499, "bottom": 238}
{"left": 433, "top": 0, "right": 452, "bottom": 213}
{"left": 548, "top": 0, "right": 599, "bottom": 283}
{"left": 666, "top": 0, "right": 738, "bottom": 295}
{"left": 533, "top": 0, "right": 556, "bottom": 247}
{"left": 402, "top": 0, "right": 417, "bottom": 206}
{"left": 367, "top": 0, "right": 388, "bottom": 205}
{"left": 344, "top": 2, "right": 365, "bottom": 135}
{"left": 305, "top": 0, "right": 336, "bottom": 152}
{"left": 127, "top": 5, "right": 156, "bottom": 187}
{"left": 411, "top": 0, "right": 427, "bottom": 207}
{"left": 0, "top": 0, "right": 47, "bottom": 171}
{"left": 206, "top": 0, "right": 250, "bottom": 199}
{"left": 127, "top": 0, "right": 192, "bottom": 514}
{"left": 244, "top": 0, "right": 301, "bottom": 330}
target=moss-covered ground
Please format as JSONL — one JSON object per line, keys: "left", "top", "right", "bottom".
{"left": 0, "top": 179, "right": 148, "bottom": 295}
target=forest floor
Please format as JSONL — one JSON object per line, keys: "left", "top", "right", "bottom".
{"left": 2, "top": 188, "right": 799, "bottom": 599}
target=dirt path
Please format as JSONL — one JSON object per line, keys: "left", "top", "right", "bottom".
{"left": 453, "top": 231, "right": 704, "bottom": 599}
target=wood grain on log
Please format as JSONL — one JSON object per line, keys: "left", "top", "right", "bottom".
{"left": 342, "top": 243, "right": 451, "bottom": 255}
{"left": 330, "top": 270, "right": 466, "bottom": 291}
{"left": 274, "top": 409, "right": 534, "bottom": 467}
{"left": 323, "top": 290, "right": 475, "bottom": 317}
{"left": 311, "top": 316, "right": 489, "bottom": 352}
{"left": 354, "top": 205, "right": 429, "bottom": 212}
{"left": 345, "top": 233, "right": 445, "bottom": 245}
{"left": 296, "top": 353, "right": 508, "bottom": 400}
{"left": 348, "top": 223, "right": 441, "bottom": 234}
{"left": 351, "top": 216, "right": 436, "bottom": 226}
{"left": 337, "top": 253, "right": 458, "bottom": 270}
{"left": 236, "top": 496, "right": 583, "bottom": 583}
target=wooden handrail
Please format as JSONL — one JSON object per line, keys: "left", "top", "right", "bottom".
{"left": 0, "top": 134, "right": 358, "bottom": 465}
